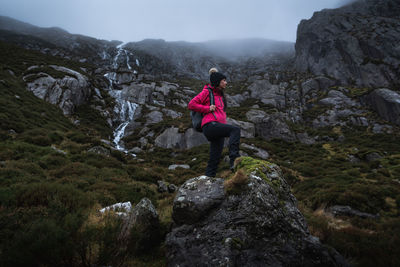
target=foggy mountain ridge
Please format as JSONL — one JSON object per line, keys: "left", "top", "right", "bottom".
{"left": 0, "top": 15, "right": 296, "bottom": 80}
{"left": 0, "top": 15, "right": 295, "bottom": 63}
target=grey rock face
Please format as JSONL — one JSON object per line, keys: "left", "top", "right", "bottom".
{"left": 130, "top": 147, "right": 142, "bottom": 154}
{"left": 248, "top": 79, "right": 285, "bottom": 108}
{"left": 183, "top": 128, "right": 209, "bottom": 149}
{"left": 256, "top": 113, "right": 296, "bottom": 142}
{"left": 162, "top": 108, "right": 183, "bottom": 119}
{"left": 145, "top": 110, "right": 163, "bottom": 125}
{"left": 166, "top": 161, "right": 348, "bottom": 266}
{"left": 119, "top": 198, "right": 159, "bottom": 246}
{"left": 155, "top": 127, "right": 208, "bottom": 150}
{"left": 155, "top": 81, "right": 178, "bottom": 96}
{"left": 372, "top": 123, "right": 393, "bottom": 134}
{"left": 171, "top": 176, "right": 225, "bottom": 225}
{"left": 24, "top": 65, "right": 90, "bottom": 115}
{"left": 366, "top": 88, "right": 400, "bottom": 125}
{"left": 319, "top": 90, "right": 359, "bottom": 108}
{"left": 122, "top": 82, "right": 155, "bottom": 105}
{"left": 246, "top": 110, "right": 296, "bottom": 141}
{"left": 296, "top": 132, "right": 316, "bottom": 145}
{"left": 295, "top": 0, "right": 400, "bottom": 88}
{"left": 154, "top": 127, "right": 184, "bottom": 149}
{"left": 106, "top": 71, "right": 136, "bottom": 85}
{"left": 226, "top": 92, "right": 249, "bottom": 107}
{"left": 226, "top": 118, "right": 255, "bottom": 138}
{"left": 245, "top": 109, "right": 267, "bottom": 124}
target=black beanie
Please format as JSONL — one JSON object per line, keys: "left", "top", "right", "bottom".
{"left": 209, "top": 68, "right": 226, "bottom": 88}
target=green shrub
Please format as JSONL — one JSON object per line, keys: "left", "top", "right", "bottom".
{"left": 66, "top": 131, "right": 93, "bottom": 144}
{"left": 39, "top": 153, "right": 68, "bottom": 170}
{"left": 50, "top": 162, "right": 95, "bottom": 179}
{"left": 84, "top": 153, "right": 122, "bottom": 169}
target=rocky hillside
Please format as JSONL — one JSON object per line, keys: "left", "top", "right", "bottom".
{"left": 1, "top": 3, "right": 400, "bottom": 266}
{"left": 295, "top": 0, "right": 400, "bottom": 88}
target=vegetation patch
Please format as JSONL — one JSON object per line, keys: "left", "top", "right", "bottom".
{"left": 224, "top": 169, "right": 249, "bottom": 195}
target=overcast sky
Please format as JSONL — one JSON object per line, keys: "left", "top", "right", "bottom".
{"left": 1, "top": 0, "right": 355, "bottom": 43}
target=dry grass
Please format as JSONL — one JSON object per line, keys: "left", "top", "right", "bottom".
{"left": 224, "top": 169, "right": 249, "bottom": 194}
{"left": 157, "top": 194, "right": 175, "bottom": 225}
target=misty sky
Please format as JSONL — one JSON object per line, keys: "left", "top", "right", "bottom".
{"left": 1, "top": 0, "right": 355, "bottom": 43}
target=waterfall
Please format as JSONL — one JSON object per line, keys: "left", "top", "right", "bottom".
{"left": 102, "top": 42, "right": 141, "bottom": 154}
{"left": 112, "top": 94, "right": 138, "bottom": 151}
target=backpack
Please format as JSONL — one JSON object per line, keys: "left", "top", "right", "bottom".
{"left": 191, "top": 87, "right": 216, "bottom": 132}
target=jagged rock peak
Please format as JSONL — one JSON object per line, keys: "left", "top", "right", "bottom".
{"left": 295, "top": 0, "right": 400, "bottom": 88}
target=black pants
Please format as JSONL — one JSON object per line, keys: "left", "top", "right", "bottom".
{"left": 202, "top": 122, "right": 241, "bottom": 177}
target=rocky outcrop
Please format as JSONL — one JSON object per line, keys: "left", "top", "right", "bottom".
{"left": 226, "top": 118, "right": 255, "bottom": 138}
{"left": 183, "top": 128, "right": 209, "bottom": 149}
{"left": 295, "top": 0, "right": 400, "bottom": 88}
{"left": 246, "top": 111, "right": 296, "bottom": 142}
{"left": 154, "top": 127, "right": 185, "bottom": 149}
{"left": 248, "top": 79, "right": 285, "bottom": 108}
{"left": 119, "top": 198, "right": 159, "bottom": 247}
{"left": 366, "top": 88, "right": 400, "bottom": 125}
{"left": 166, "top": 157, "right": 348, "bottom": 266}
{"left": 24, "top": 65, "right": 90, "bottom": 115}
{"left": 145, "top": 110, "right": 163, "bottom": 125}
{"left": 155, "top": 127, "right": 208, "bottom": 150}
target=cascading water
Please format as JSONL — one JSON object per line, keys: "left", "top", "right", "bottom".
{"left": 103, "top": 42, "right": 139, "bottom": 153}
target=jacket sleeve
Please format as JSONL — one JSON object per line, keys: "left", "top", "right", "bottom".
{"left": 188, "top": 89, "right": 210, "bottom": 113}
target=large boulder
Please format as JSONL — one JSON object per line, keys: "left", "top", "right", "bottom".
{"left": 255, "top": 113, "right": 296, "bottom": 142}
{"left": 227, "top": 118, "right": 255, "bottom": 138}
{"left": 248, "top": 79, "right": 285, "bottom": 108}
{"left": 24, "top": 65, "right": 90, "bottom": 115}
{"left": 122, "top": 82, "right": 155, "bottom": 104}
{"left": 246, "top": 110, "right": 296, "bottom": 141}
{"left": 319, "top": 90, "right": 359, "bottom": 109}
{"left": 166, "top": 157, "right": 348, "bottom": 266}
{"left": 119, "top": 198, "right": 160, "bottom": 251}
{"left": 295, "top": 0, "right": 400, "bottom": 88}
{"left": 154, "top": 127, "right": 209, "bottom": 150}
{"left": 145, "top": 110, "right": 164, "bottom": 125}
{"left": 184, "top": 128, "right": 208, "bottom": 149}
{"left": 366, "top": 88, "right": 400, "bottom": 125}
{"left": 172, "top": 175, "right": 225, "bottom": 225}
{"left": 154, "top": 127, "right": 184, "bottom": 149}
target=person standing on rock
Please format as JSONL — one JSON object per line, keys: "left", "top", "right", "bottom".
{"left": 188, "top": 68, "right": 241, "bottom": 177}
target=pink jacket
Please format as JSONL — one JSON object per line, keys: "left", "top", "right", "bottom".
{"left": 188, "top": 84, "right": 227, "bottom": 127}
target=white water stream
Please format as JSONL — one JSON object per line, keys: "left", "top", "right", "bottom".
{"left": 103, "top": 43, "right": 139, "bottom": 153}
